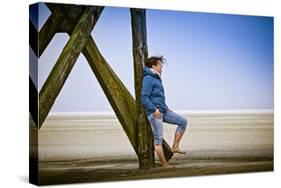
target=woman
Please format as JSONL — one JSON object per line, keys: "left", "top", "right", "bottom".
{"left": 141, "top": 56, "right": 188, "bottom": 168}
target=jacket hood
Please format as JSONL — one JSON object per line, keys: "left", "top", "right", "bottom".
{"left": 143, "top": 67, "right": 160, "bottom": 79}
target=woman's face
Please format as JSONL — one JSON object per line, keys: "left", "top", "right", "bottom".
{"left": 152, "top": 60, "right": 163, "bottom": 74}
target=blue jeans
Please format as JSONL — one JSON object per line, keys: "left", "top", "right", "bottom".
{"left": 147, "top": 111, "right": 188, "bottom": 145}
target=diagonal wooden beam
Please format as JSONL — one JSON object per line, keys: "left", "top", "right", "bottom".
{"left": 29, "top": 19, "right": 39, "bottom": 57}
{"left": 131, "top": 8, "right": 155, "bottom": 168}
{"left": 39, "top": 7, "right": 100, "bottom": 128}
{"left": 82, "top": 37, "right": 173, "bottom": 161}
{"left": 29, "top": 76, "right": 38, "bottom": 127}
{"left": 38, "top": 5, "right": 65, "bottom": 57}
{"left": 29, "top": 4, "right": 39, "bottom": 57}
{"left": 82, "top": 36, "right": 139, "bottom": 152}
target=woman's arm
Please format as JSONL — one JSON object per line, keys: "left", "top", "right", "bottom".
{"left": 141, "top": 76, "right": 156, "bottom": 113}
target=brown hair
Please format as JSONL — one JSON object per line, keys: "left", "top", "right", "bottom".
{"left": 144, "top": 56, "right": 165, "bottom": 68}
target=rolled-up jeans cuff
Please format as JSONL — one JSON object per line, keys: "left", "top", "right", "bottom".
{"left": 176, "top": 127, "right": 186, "bottom": 134}
{"left": 153, "top": 138, "right": 163, "bottom": 145}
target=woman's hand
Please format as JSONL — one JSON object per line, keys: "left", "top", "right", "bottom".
{"left": 153, "top": 108, "right": 161, "bottom": 119}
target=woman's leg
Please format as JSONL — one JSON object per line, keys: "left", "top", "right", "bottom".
{"left": 172, "top": 132, "right": 185, "bottom": 153}
{"left": 163, "top": 111, "right": 188, "bottom": 153}
{"left": 154, "top": 145, "right": 171, "bottom": 167}
{"left": 148, "top": 113, "right": 173, "bottom": 167}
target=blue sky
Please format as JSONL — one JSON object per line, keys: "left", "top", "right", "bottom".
{"left": 31, "top": 3, "right": 274, "bottom": 111}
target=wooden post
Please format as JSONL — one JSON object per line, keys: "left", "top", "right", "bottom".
{"left": 39, "top": 7, "right": 96, "bottom": 128}
{"left": 130, "top": 9, "right": 154, "bottom": 169}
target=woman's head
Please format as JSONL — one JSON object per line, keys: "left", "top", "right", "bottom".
{"left": 145, "top": 56, "right": 165, "bottom": 74}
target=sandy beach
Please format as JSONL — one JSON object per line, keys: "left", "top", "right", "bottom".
{"left": 33, "top": 110, "right": 273, "bottom": 185}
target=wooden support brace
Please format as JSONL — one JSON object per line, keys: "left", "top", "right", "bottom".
{"left": 39, "top": 7, "right": 97, "bottom": 128}
{"left": 38, "top": 5, "right": 65, "bottom": 57}
{"left": 82, "top": 36, "right": 138, "bottom": 151}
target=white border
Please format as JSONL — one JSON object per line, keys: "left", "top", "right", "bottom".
{"left": 0, "top": 0, "right": 280, "bottom": 188}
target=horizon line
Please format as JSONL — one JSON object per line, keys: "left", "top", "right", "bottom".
{"left": 49, "top": 109, "right": 274, "bottom": 116}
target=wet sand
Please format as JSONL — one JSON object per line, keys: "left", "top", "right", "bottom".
{"left": 35, "top": 111, "right": 273, "bottom": 185}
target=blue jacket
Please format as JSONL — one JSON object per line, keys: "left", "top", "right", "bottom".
{"left": 141, "top": 67, "right": 168, "bottom": 116}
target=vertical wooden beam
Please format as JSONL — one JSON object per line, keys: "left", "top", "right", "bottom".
{"left": 130, "top": 9, "right": 154, "bottom": 169}
{"left": 39, "top": 7, "right": 96, "bottom": 128}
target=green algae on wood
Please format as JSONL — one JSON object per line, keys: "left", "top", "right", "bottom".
{"left": 39, "top": 7, "right": 97, "bottom": 128}
{"left": 131, "top": 8, "right": 155, "bottom": 169}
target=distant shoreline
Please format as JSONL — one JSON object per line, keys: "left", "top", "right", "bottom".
{"left": 48, "top": 109, "right": 273, "bottom": 115}
{"left": 45, "top": 109, "right": 274, "bottom": 120}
